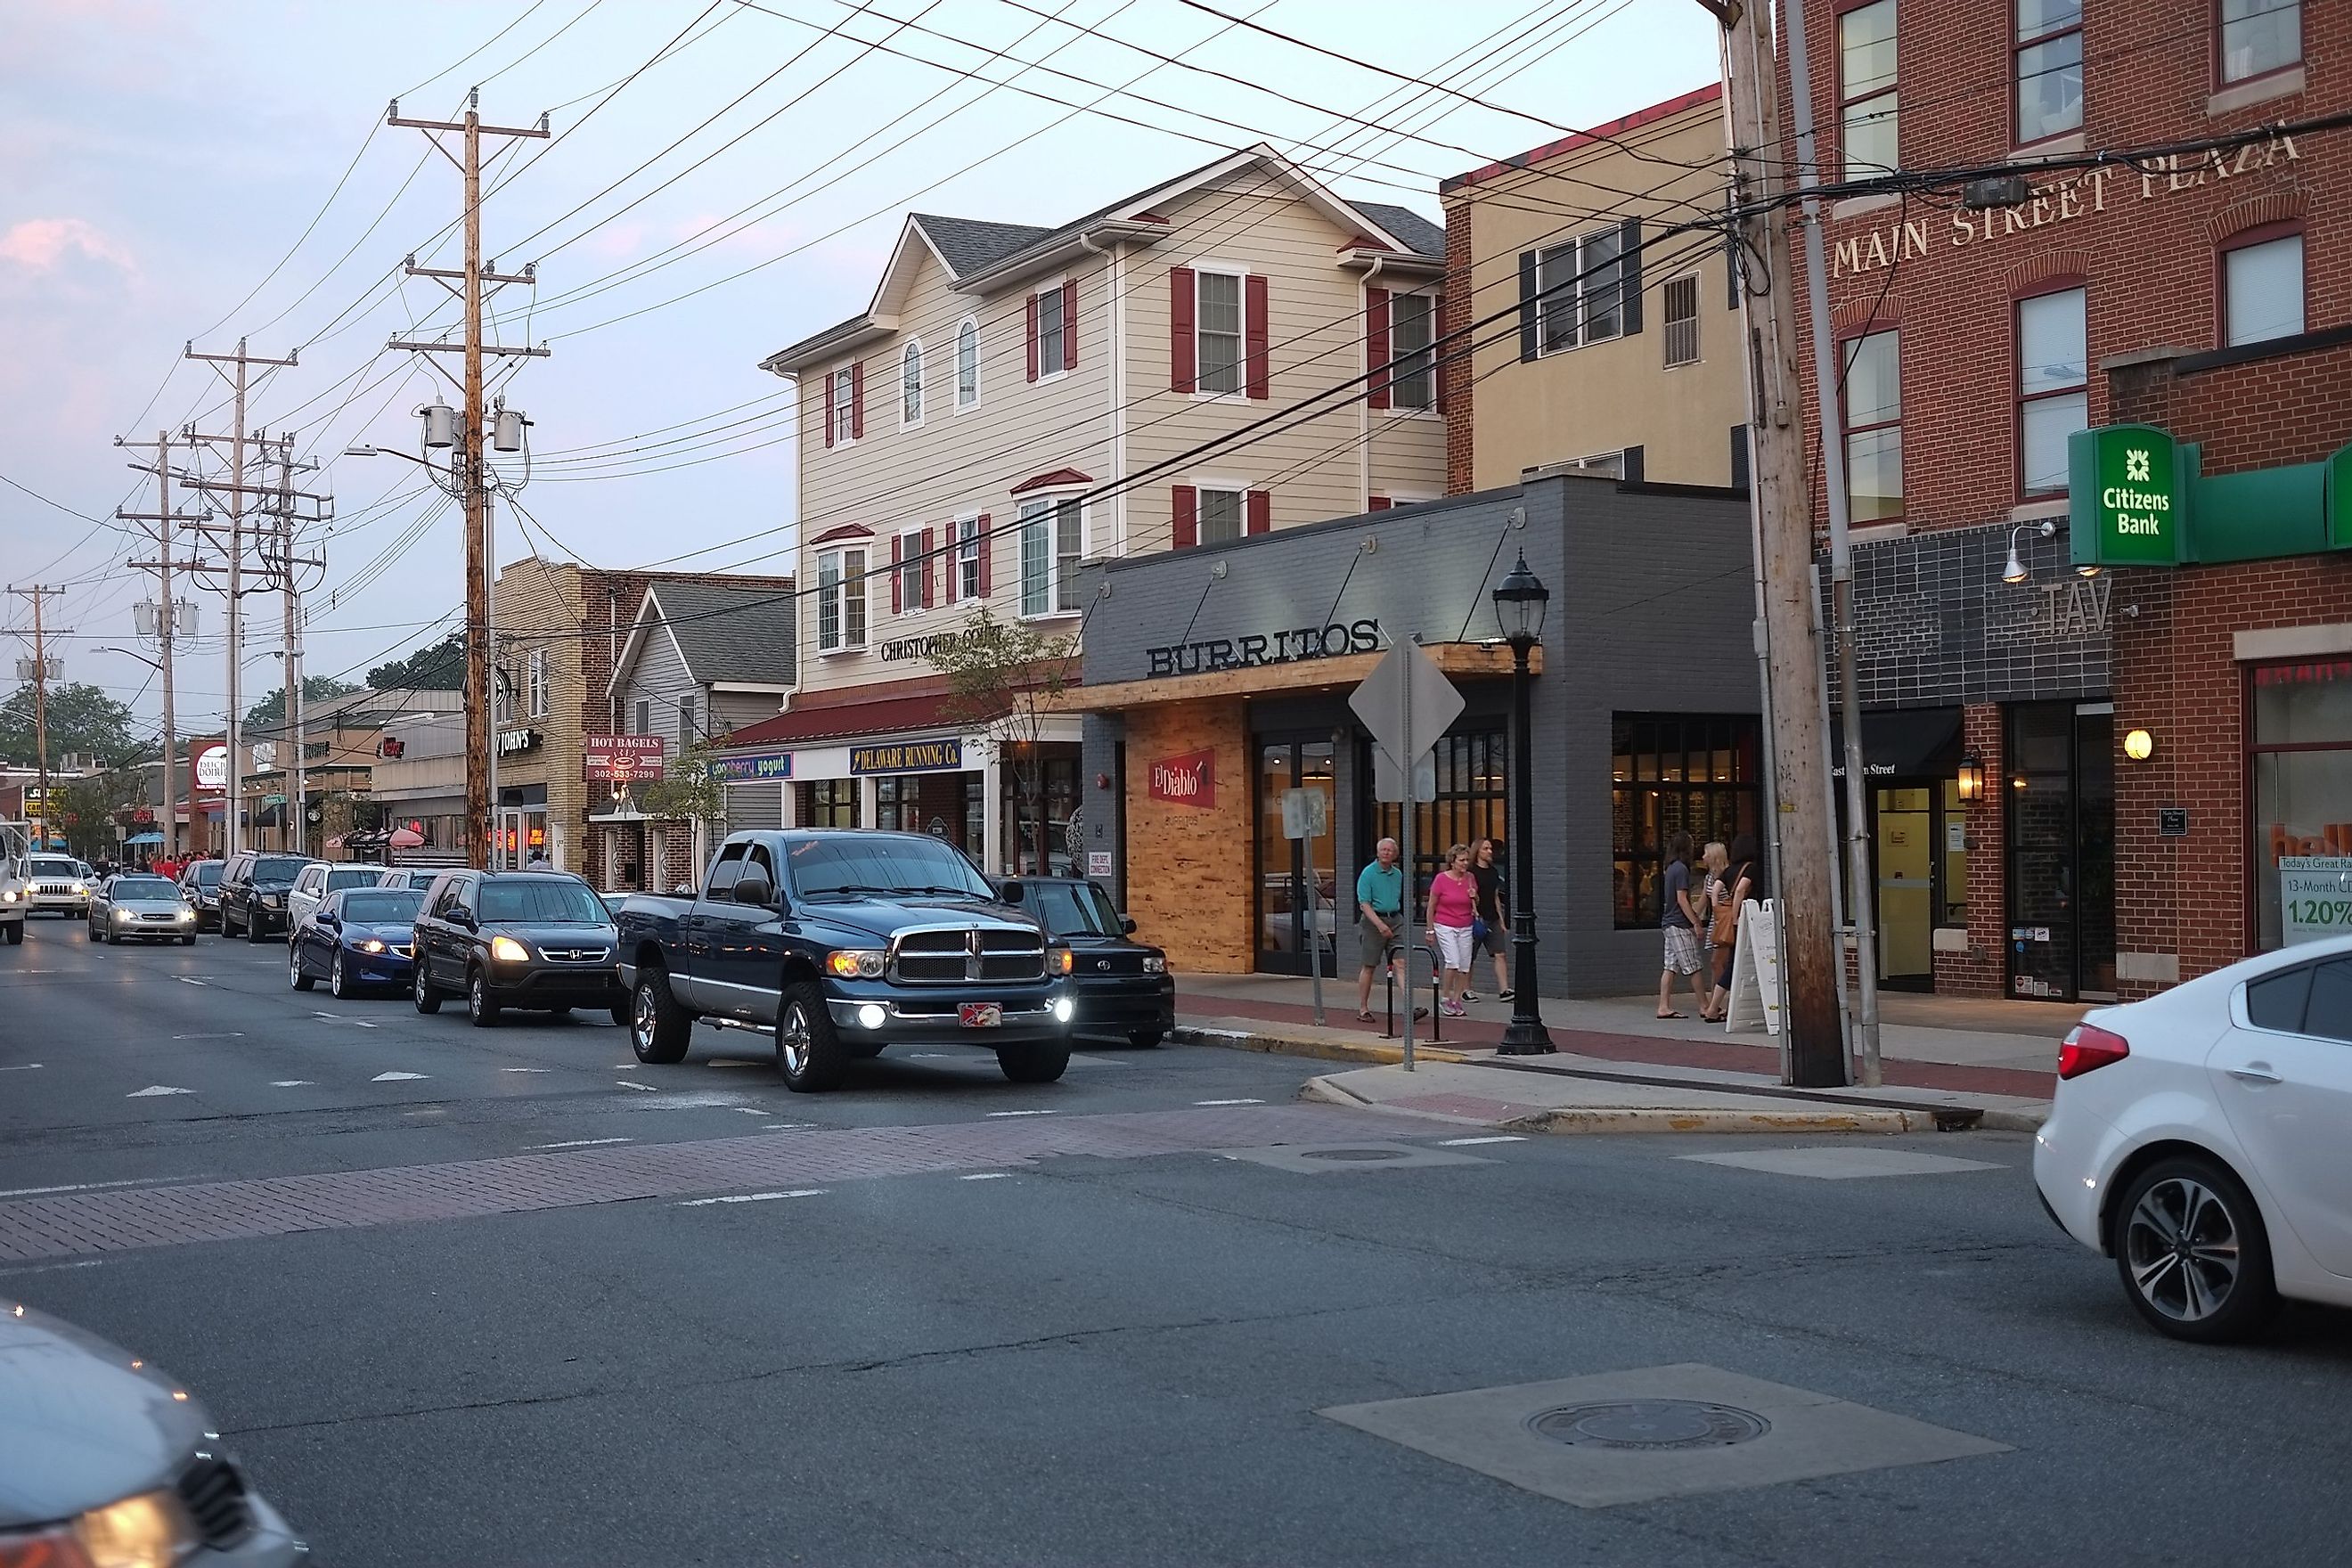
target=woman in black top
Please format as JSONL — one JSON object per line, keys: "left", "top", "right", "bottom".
{"left": 1703, "top": 833, "right": 1762, "bottom": 1022}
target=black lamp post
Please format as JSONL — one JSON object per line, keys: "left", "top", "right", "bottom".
{"left": 1493, "top": 551, "right": 1556, "bottom": 1055}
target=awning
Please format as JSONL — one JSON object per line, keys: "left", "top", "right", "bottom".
{"left": 124, "top": 831, "right": 164, "bottom": 845}
{"left": 1830, "top": 706, "right": 1963, "bottom": 780}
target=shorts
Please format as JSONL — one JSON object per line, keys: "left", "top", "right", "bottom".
{"left": 1662, "top": 925, "right": 1703, "bottom": 976}
{"left": 1358, "top": 916, "right": 1397, "bottom": 969}
{"left": 1714, "top": 939, "right": 1738, "bottom": 991}
{"left": 1432, "top": 923, "right": 1475, "bottom": 974}
{"left": 1474, "top": 922, "right": 1508, "bottom": 958}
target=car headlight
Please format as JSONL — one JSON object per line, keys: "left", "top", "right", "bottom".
{"left": 70, "top": 883, "right": 87, "bottom": 896}
{"left": 74, "top": 1487, "right": 198, "bottom": 1568}
{"left": 261, "top": 893, "right": 282, "bottom": 908}
{"left": 1142, "top": 953, "right": 1165, "bottom": 974}
{"left": 358, "top": 937, "right": 388, "bottom": 953}
{"left": 826, "top": 949, "right": 886, "bottom": 979}
{"left": 1, "top": 889, "right": 15, "bottom": 902}
{"left": 175, "top": 909, "right": 193, "bottom": 922}
{"left": 489, "top": 935, "right": 531, "bottom": 963}
{"left": 113, "top": 907, "right": 131, "bottom": 921}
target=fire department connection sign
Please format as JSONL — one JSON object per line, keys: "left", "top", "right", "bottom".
{"left": 2071, "top": 425, "right": 2188, "bottom": 568}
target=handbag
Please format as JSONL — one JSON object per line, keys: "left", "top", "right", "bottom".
{"left": 1471, "top": 917, "right": 1490, "bottom": 944}
{"left": 1708, "top": 866, "right": 1746, "bottom": 947}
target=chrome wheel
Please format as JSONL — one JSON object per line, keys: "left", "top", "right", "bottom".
{"left": 633, "top": 985, "right": 657, "bottom": 1049}
{"left": 331, "top": 953, "right": 348, "bottom": 1000}
{"left": 2124, "top": 1176, "right": 2242, "bottom": 1323}
{"left": 779, "top": 1001, "right": 813, "bottom": 1079}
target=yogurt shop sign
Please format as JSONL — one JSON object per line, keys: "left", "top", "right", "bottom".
{"left": 2071, "top": 424, "right": 2189, "bottom": 569}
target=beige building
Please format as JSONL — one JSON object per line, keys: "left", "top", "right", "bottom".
{"left": 752, "top": 144, "right": 1447, "bottom": 870}
{"left": 1440, "top": 83, "right": 1749, "bottom": 494}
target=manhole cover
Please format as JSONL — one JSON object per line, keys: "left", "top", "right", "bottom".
{"left": 1297, "top": 1147, "right": 1410, "bottom": 1163}
{"left": 1529, "top": 1400, "right": 1771, "bottom": 1450}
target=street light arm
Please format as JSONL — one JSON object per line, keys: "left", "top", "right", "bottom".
{"left": 93, "top": 645, "right": 166, "bottom": 674}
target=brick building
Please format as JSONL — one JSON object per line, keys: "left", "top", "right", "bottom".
{"left": 1782, "top": 0, "right": 2336, "bottom": 999}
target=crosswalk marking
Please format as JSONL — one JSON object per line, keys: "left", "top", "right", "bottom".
{"left": 270, "top": 1081, "right": 314, "bottom": 1087}
{"left": 1438, "top": 1135, "right": 1527, "bottom": 1147}
{"left": 371, "top": 1072, "right": 429, "bottom": 1082}
{"left": 530, "top": 1138, "right": 633, "bottom": 1151}
{"left": 1196, "top": 1098, "right": 1264, "bottom": 1107}
{"left": 677, "top": 1188, "right": 826, "bottom": 1206}
{"left": 960, "top": 1172, "right": 1011, "bottom": 1181}
{"left": 986, "top": 1109, "right": 1056, "bottom": 1117}
{"left": 615, "top": 1080, "right": 657, "bottom": 1092}
{"left": 127, "top": 1085, "right": 192, "bottom": 1098}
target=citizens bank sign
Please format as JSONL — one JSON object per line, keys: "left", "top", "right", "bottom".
{"left": 2070, "top": 426, "right": 2191, "bottom": 569}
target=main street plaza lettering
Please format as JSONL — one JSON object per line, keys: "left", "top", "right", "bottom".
{"left": 1146, "top": 618, "right": 1382, "bottom": 679}
{"left": 1833, "top": 136, "right": 2300, "bottom": 280}
{"left": 849, "top": 739, "right": 964, "bottom": 774}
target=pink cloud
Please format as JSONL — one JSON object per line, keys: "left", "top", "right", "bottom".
{"left": 0, "top": 217, "right": 138, "bottom": 276}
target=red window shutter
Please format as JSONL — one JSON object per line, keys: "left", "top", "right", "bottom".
{"left": 1245, "top": 274, "right": 1270, "bottom": 400}
{"left": 1433, "top": 288, "right": 1449, "bottom": 415}
{"left": 1366, "top": 287, "right": 1391, "bottom": 411}
{"left": 1170, "top": 266, "right": 1196, "bottom": 393}
{"left": 920, "top": 527, "right": 936, "bottom": 609}
{"left": 945, "top": 526, "right": 960, "bottom": 604}
{"left": 821, "top": 375, "right": 835, "bottom": 449}
{"left": 1368, "top": 495, "right": 1392, "bottom": 511}
{"left": 1172, "top": 485, "right": 1198, "bottom": 551}
{"left": 1061, "top": 279, "right": 1078, "bottom": 372}
{"left": 889, "top": 534, "right": 902, "bottom": 615}
{"left": 849, "top": 360, "right": 864, "bottom": 440}
{"left": 1025, "top": 295, "right": 1040, "bottom": 383}
{"left": 976, "top": 513, "right": 993, "bottom": 595}
{"left": 1246, "top": 488, "right": 1270, "bottom": 535}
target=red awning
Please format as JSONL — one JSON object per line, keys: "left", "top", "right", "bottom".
{"left": 723, "top": 690, "right": 1005, "bottom": 749}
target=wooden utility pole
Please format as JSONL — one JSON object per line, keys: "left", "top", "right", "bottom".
{"left": 256, "top": 433, "right": 329, "bottom": 854}
{"left": 6, "top": 586, "right": 70, "bottom": 847}
{"left": 119, "top": 429, "right": 207, "bottom": 862}
{"left": 1710, "top": 0, "right": 1850, "bottom": 1085}
{"left": 388, "top": 92, "right": 549, "bottom": 870}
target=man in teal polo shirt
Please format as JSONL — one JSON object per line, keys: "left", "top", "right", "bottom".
{"left": 1355, "top": 836, "right": 1406, "bottom": 1021}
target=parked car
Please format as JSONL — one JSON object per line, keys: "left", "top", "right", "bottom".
{"left": 412, "top": 870, "right": 627, "bottom": 1027}
{"left": 23, "top": 853, "right": 91, "bottom": 919}
{"left": 86, "top": 873, "right": 199, "bottom": 945}
{"left": 615, "top": 829, "right": 1073, "bottom": 1091}
{"left": 177, "top": 859, "right": 225, "bottom": 929}
{"left": 290, "top": 886, "right": 424, "bottom": 999}
{"left": 2035, "top": 935, "right": 2352, "bottom": 1342}
{"left": 994, "top": 874, "right": 1173, "bottom": 1047}
{"left": 217, "top": 853, "right": 314, "bottom": 943}
{"left": 375, "top": 867, "right": 437, "bottom": 892}
{"left": 287, "top": 862, "right": 389, "bottom": 933}
{"left": 0, "top": 1294, "right": 305, "bottom": 1564}
{"left": 0, "top": 824, "right": 28, "bottom": 944}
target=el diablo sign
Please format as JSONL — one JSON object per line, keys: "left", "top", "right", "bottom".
{"left": 1147, "top": 748, "right": 1215, "bottom": 809}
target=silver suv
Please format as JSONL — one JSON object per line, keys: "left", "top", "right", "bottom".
{"left": 23, "top": 853, "right": 92, "bottom": 919}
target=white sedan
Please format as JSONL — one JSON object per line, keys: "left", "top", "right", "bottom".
{"left": 2035, "top": 935, "right": 2352, "bottom": 1341}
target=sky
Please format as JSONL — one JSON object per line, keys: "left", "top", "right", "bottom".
{"left": 0, "top": 0, "right": 1721, "bottom": 745}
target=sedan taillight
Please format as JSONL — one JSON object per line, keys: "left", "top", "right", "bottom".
{"left": 2058, "top": 1023, "right": 2130, "bottom": 1080}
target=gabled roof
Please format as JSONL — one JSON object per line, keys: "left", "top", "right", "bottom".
{"left": 609, "top": 581, "right": 797, "bottom": 699}
{"left": 1351, "top": 202, "right": 1445, "bottom": 258}
{"left": 910, "top": 214, "right": 1053, "bottom": 280}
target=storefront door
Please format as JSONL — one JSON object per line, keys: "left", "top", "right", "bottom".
{"left": 2007, "top": 702, "right": 2118, "bottom": 1001}
{"left": 1254, "top": 738, "right": 1336, "bottom": 976}
{"left": 1874, "top": 785, "right": 1936, "bottom": 989}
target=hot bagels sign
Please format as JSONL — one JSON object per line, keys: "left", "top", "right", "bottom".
{"left": 1147, "top": 748, "right": 1215, "bottom": 810}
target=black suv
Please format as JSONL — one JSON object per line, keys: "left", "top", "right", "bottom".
{"left": 995, "top": 876, "right": 1173, "bottom": 1048}
{"left": 412, "top": 870, "right": 627, "bottom": 1028}
{"left": 177, "top": 859, "right": 225, "bottom": 929}
{"left": 219, "top": 852, "right": 315, "bottom": 942}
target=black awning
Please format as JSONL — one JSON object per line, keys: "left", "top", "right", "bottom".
{"left": 1830, "top": 706, "right": 1962, "bottom": 780}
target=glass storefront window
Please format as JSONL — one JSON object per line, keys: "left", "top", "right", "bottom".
{"left": 1611, "top": 715, "right": 1760, "bottom": 929}
{"left": 1002, "top": 747, "right": 1079, "bottom": 875}
{"left": 1368, "top": 729, "right": 1508, "bottom": 911}
{"left": 799, "top": 779, "right": 859, "bottom": 829}
{"left": 2251, "top": 659, "right": 2352, "bottom": 951}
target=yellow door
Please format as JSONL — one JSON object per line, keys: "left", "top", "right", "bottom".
{"left": 1876, "top": 786, "right": 1933, "bottom": 984}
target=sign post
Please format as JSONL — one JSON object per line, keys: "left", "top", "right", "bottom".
{"left": 1282, "top": 787, "right": 1332, "bottom": 1025}
{"left": 1351, "top": 641, "right": 1466, "bottom": 1071}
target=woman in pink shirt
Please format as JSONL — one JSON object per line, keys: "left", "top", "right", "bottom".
{"left": 1429, "top": 842, "right": 1480, "bottom": 1018}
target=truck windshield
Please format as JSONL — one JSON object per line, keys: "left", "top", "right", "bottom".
{"left": 479, "top": 879, "right": 609, "bottom": 924}
{"left": 784, "top": 836, "right": 992, "bottom": 902}
{"left": 1028, "top": 881, "right": 1125, "bottom": 937}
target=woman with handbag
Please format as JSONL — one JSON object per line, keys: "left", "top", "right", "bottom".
{"left": 1703, "top": 834, "right": 1760, "bottom": 1023}
{"left": 1428, "top": 843, "right": 1480, "bottom": 1019}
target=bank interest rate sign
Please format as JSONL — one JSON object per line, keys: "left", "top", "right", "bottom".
{"left": 1349, "top": 641, "right": 1466, "bottom": 1071}
{"left": 2070, "top": 424, "right": 2188, "bottom": 570}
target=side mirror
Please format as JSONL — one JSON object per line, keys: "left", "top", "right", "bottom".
{"left": 735, "top": 874, "right": 774, "bottom": 908}
{"left": 1122, "top": 918, "right": 1138, "bottom": 935}
{"left": 450, "top": 908, "right": 477, "bottom": 930}
{"left": 998, "top": 880, "right": 1024, "bottom": 904}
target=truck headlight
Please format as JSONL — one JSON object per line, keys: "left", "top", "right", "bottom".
{"left": 827, "top": 949, "right": 886, "bottom": 979}
{"left": 261, "top": 893, "right": 282, "bottom": 908}
{"left": 72, "top": 1486, "right": 197, "bottom": 1568}
{"left": 71, "top": 883, "right": 87, "bottom": 896}
{"left": 1050, "top": 948, "right": 1074, "bottom": 976}
{"left": 489, "top": 935, "right": 531, "bottom": 963}
{"left": 1142, "top": 954, "right": 1165, "bottom": 974}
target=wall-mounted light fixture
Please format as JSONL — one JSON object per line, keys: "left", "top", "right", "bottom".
{"left": 1956, "top": 753, "right": 1984, "bottom": 801}
{"left": 2003, "top": 519, "right": 2057, "bottom": 584}
{"left": 2123, "top": 728, "right": 2155, "bottom": 762}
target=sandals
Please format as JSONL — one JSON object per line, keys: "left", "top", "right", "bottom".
{"left": 1355, "top": 1010, "right": 1375, "bottom": 1023}
{"left": 1655, "top": 1010, "right": 1687, "bottom": 1019}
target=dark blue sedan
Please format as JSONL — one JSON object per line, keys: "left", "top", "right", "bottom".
{"left": 290, "top": 886, "right": 425, "bottom": 1000}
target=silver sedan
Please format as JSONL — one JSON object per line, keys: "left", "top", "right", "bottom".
{"left": 87, "top": 875, "right": 200, "bottom": 946}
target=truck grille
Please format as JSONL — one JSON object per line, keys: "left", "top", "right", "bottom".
{"left": 176, "top": 1454, "right": 254, "bottom": 1550}
{"left": 890, "top": 927, "right": 1045, "bottom": 984}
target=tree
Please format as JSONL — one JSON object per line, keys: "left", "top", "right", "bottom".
{"left": 244, "top": 674, "right": 361, "bottom": 729}
{"left": 927, "top": 605, "right": 1075, "bottom": 876}
{"left": 50, "top": 767, "right": 143, "bottom": 862}
{"left": 0, "top": 682, "right": 140, "bottom": 770}
{"left": 639, "top": 740, "right": 730, "bottom": 886}
{"left": 367, "top": 631, "right": 466, "bottom": 691}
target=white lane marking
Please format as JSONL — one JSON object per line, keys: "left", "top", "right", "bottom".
{"left": 171, "top": 1033, "right": 243, "bottom": 1041}
{"left": 985, "top": 1109, "right": 1057, "bottom": 1117}
{"left": 313, "top": 1012, "right": 342, "bottom": 1021}
{"left": 960, "top": 1172, "right": 1011, "bottom": 1181}
{"left": 529, "top": 1137, "right": 633, "bottom": 1150}
{"left": 500, "top": 1067, "right": 552, "bottom": 1073}
{"left": 371, "top": 1072, "right": 429, "bottom": 1082}
{"left": 677, "top": 1188, "right": 827, "bottom": 1206}
{"left": 1438, "top": 1135, "right": 1529, "bottom": 1147}
{"left": 709, "top": 1058, "right": 764, "bottom": 1068}
{"left": 1195, "top": 1098, "right": 1264, "bottom": 1107}
{"left": 269, "top": 1081, "right": 314, "bottom": 1087}
{"left": 733, "top": 1107, "right": 768, "bottom": 1115}
{"left": 127, "top": 1085, "right": 192, "bottom": 1098}
{"left": 763, "top": 1123, "right": 814, "bottom": 1131}
{"left": 0, "top": 1064, "right": 42, "bottom": 1072}
{"left": 354, "top": 1021, "right": 379, "bottom": 1029}
{"left": 0, "top": 1259, "right": 105, "bottom": 1278}
{"left": 615, "top": 1080, "right": 657, "bottom": 1092}
{"left": 613, "top": 1063, "right": 641, "bottom": 1070}
{"left": 0, "top": 1177, "right": 199, "bottom": 1199}
{"left": 175, "top": 977, "right": 209, "bottom": 987}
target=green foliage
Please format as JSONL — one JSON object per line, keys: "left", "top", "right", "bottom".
{"left": 0, "top": 682, "right": 140, "bottom": 769}
{"left": 49, "top": 769, "right": 143, "bottom": 861}
{"left": 927, "top": 606, "right": 1075, "bottom": 872}
{"left": 244, "top": 674, "right": 362, "bottom": 728}
{"left": 639, "top": 740, "right": 729, "bottom": 825}
{"left": 367, "top": 631, "right": 466, "bottom": 691}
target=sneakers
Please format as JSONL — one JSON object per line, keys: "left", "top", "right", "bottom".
{"left": 1496, "top": 989, "right": 1515, "bottom": 1000}
{"left": 1441, "top": 1000, "right": 1467, "bottom": 1018}
{"left": 1460, "top": 991, "right": 1481, "bottom": 1003}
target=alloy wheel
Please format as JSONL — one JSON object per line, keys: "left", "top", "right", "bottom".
{"left": 633, "top": 986, "right": 657, "bottom": 1051}
{"left": 2124, "top": 1176, "right": 2242, "bottom": 1323}
{"left": 331, "top": 954, "right": 347, "bottom": 999}
{"left": 779, "top": 1002, "right": 813, "bottom": 1079}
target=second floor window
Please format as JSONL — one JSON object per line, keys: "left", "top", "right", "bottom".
{"left": 956, "top": 318, "right": 978, "bottom": 408}
{"left": 2222, "top": 0, "right": 2300, "bottom": 85}
{"left": 956, "top": 515, "right": 984, "bottom": 601}
{"left": 527, "top": 649, "right": 547, "bottom": 717}
{"left": 1662, "top": 274, "right": 1701, "bottom": 367}
{"left": 817, "top": 547, "right": 868, "bottom": 652}
{"left": 829, "top": 367, "right": 857, "bottom": 444}
{"left": 1197, "top": 487, "right": 1245, "bottom": 547}
{"left": 1196, "top": 271, "right": 1244, "bottom": 395}
{"left": 1390, "top": 292, "right": 1435, "bottom": 409}
{"left": 2015, "top": 0, "right": 2082, "bottom": 145}
{"left": 634, "top": 698, "right": 650, "bottom": 735}
{"left": 1038, "top": 287, "right": 1066, "bottom": 376}
{"left": 1538, "top": 228, "right": 1623, "bottom": 352}
{"left": 2018, "top": 287, "right": 2087, "bottom": 497}
{"left": 1842, "top": 329, "right": 1903, "bottom": 521}
{"left": 901, "top": 339, "right": 924, "bottom": 426}
{"left": 677, "top": 694, "right": 698, "bottom": 750}
{"left": 1840, "top": 0, "right": 1898, "bottom": 176}
{"left": 896, "top": 528, "right": 929, "bottom": 614}
{"left": 1018, "top": 498, "right": 1083, "bottom": 617}
{"left": 2225, "top": 231, "right": 2305, "bottom": 346}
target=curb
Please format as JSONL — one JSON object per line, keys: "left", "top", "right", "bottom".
{"left": 1170, "top": 1024, "right": 1472, "bottom": 1067}
{"left": 1301, "top": 1074, "right": 1940, "bottom": 1134}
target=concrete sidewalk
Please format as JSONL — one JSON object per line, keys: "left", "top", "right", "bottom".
{"left": 1172, "top": 968, "right": 2066, "bottom": 1130}
{"left": 1302, "top": 1060, "right": 1980, "bottom": 1135}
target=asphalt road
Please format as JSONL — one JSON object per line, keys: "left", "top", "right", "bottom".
{"left": 5, "top": 913, "right": 2351, "bottom": 1566}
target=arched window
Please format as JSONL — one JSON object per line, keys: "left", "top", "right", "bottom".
{"left": 956, "top": 317, "right": 979, "bottom": 409}
{"left": 901, "top": 338, "right": 924, "bottom": 426}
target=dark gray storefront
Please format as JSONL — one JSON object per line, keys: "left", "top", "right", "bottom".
{"left": 1074, "top": 471, "right": 1757, "bottom": 996}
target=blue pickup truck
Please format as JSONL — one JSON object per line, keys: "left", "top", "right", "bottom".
{"left": 614, "top": 829, "right": 1075, "bottom": 1091}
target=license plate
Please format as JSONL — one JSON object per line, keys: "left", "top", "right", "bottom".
{"left": 959, "top": 1002, "right": 1003, "bottom": 1028}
